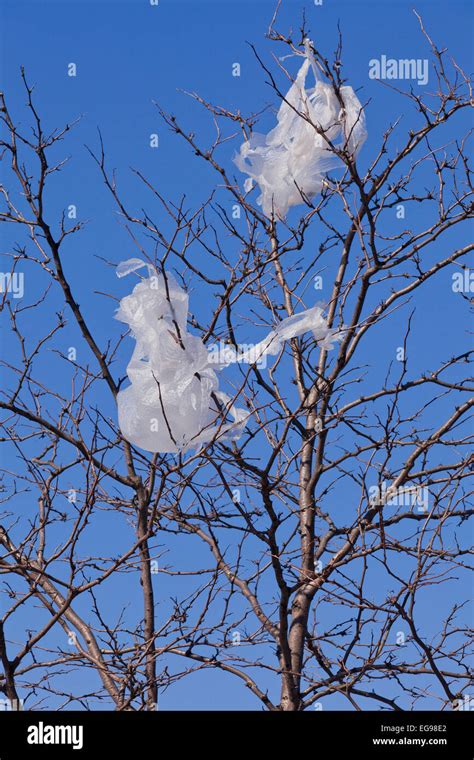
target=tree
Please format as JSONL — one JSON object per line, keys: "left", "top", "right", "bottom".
{"left": 0, "top": 14, "right": 472, "bottom": 711}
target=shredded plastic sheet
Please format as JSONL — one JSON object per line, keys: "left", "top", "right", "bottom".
{"left": 116, "top": 259, "right": 341, "bottom": 454}
{"left": 234, "top": 39, "right": 367, "bottom": 218}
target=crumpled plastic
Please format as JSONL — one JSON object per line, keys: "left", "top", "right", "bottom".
{"left": 116, "top": 259, "right": 342, "bottom": 454}
{"left": 234, "top": 39, "right": 367, "bottom": 218}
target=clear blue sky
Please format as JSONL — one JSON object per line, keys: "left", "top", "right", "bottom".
{"left": 0, "top": 0, "right": 472, "bottom": 710}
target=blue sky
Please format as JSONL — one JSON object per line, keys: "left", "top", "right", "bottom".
{"left": 0, "top": 0, "right": 472, "bottom": 710}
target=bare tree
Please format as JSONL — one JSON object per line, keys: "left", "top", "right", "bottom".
{"left": 0, "top": 14, "right": 472, "bottom": 711}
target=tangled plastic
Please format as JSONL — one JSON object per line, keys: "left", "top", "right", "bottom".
{"left": 234, "top": 39, "right": 367, "bottom": 218}
{"left": 116, "top": 259, "right": 342, "bottom": 453}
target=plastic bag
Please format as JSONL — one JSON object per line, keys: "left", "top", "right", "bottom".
{"left": 234, "top": 39, "right": 367, "bottom": 218}
{"left": 116, "top": 259, "right": 341, "bottom": 453}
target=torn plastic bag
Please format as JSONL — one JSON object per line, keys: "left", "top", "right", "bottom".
{"left": 116, "top": 259, "right": 342, "bottom": 454}
{"left": 209, "top": 305, "right": 342, "bottom": 368}
{"left": 234, "top": 39, "right": 367, "bottom": 218}
{"left": 116, "top": 259, "right": 247, "bottom": 454}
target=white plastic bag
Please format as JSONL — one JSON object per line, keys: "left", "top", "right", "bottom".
{"left": 234, "top": 39, "right": 367, "bottom": 218}
{"left": 116, "top": 259, "right": 341, "bottom": 453}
